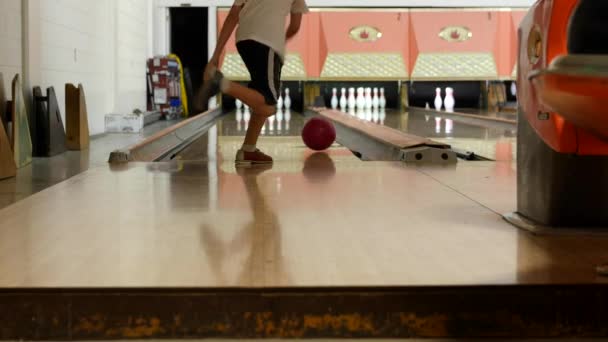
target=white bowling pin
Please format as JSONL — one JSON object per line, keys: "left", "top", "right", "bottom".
{"left": 425, "top": 102, "right": 430, "bottom": 110}
{"left": 284, "top": 88, "right": 292, "bottom": 110}
{"left": 284, "top": 109, "right": 291, "bottom": 130}
{"left": 510, "top": 82, "right": 517, "bottom": 97}
{"left": 372, "top": 108, "right": 379, "bottom": 123}
{"left": 277, "top": 92, "right": 284, "bottom": 110}
{"left": 356, "top": 88, "right": 366, "bottom": 110}
{"left": 445, "top": 118, "right": 454, "bottom": 134}
{"left": 372, "top": 88, "right": 379, "bottom": 109}
{"left": 236, "top": 108, "right": 243, "bottom": 132}
{"left": 348, "top": 108, "right": 356, "bottom": 117}
{"left": 444, "top": 87, "right": 455, "bottom": 112}
{"left": 365, "top": 88, "right": 372, "bottom": 109}
{"left": 357, "top": 108, "right": 366, "bottom": 120}
{"left": 268, "top": 115, "right": 275, "bottom": 132}
{"left": 340, "top": 88, "right": 347, "bottom": 110}
{"left": 236, "top": 98, "right": 243, "bottom": 109}
{"left": 348, "top": 88, "right": 356, "bottom": 109}
{"left": 244, "top": 109, "right": 251, "bottom": 129}
{"left": 276, "top": 109, "right": 283, "bottom": 132}
{"left": 434, "top": 88, "right": 443, "bottom": 111}
{"left": 244, "top": 102, "right": 250, "bottom": 111}
{"left": 331, "top": 88, "right": 339, "bottom": 109}
{"left": 379, "top": 88, "right": 386, "bottom": 109}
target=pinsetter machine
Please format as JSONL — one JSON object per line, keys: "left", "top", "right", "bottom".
{"left": 505, "top": 0, "right": 608, "bottom": 232}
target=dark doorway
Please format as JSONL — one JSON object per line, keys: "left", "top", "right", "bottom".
{"left": 170, "top": 7, "right": 209, "bottom": 110}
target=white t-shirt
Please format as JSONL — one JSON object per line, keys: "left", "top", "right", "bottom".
{"left": 234, "top": 0, "right": 309, "bottom": 60}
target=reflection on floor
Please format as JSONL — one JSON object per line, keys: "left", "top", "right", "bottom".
{"left": 0, "top": 107, "right": 516, "bottom": 211}
{"left": 0, "top": 120, "right": 180, "bottom": 210}
{"left": 1, "top": 157, "right": 607, "bottom": 287}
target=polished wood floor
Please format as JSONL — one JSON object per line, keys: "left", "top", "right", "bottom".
{"left": 0, "top": 135, "right": 606, "bottom": 287}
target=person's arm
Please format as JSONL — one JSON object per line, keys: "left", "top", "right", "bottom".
{"left": 209, "top": 4, "right": 242, "bottom": 67}
{"left": 285, "top": 13, "right": 303, "bottom": 41}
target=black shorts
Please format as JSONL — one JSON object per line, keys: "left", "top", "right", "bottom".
{"left": 236, "top": 40, "right": 283, "bottom": 106}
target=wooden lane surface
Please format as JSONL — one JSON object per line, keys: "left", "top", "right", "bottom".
{"left": 0, "top": 159, "right": 607, "bottom": 287}
{"left": 410, "top": 106, "right": 517, "bottom": 125}
{"left": 314, "top": 108, "right": 450, "bottom": 149}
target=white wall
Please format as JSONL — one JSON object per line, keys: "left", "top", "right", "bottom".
{"left": 0, "top": 0, "right": 21, "bottom": 94}
{"left": 156, "top": 0, "right": 535, "bottom": 7}
{"left": 0, "top": 0, "right": 154, "bottom": 136}
{"left": 116, "top": 0, "right": 151, "bottom": 115}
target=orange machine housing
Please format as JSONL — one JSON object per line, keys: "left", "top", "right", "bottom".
{"left": 518, "top": 0, "right": 608, "bottom": 155}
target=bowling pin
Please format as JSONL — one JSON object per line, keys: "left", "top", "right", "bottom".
{"left": 356, "top": 88, "right": 366, "bottom": 110}
{"left": 372, "top": 108, "right": 379, "bottom": 123}
{"left": 445, "top": 118, "right": 454, "bottom": 134}
{"left": 244, "top": 109, "right": 251, "bottom": 129}
{"left": 284, "top": 109, "right": 291, "bottom": 130}
{"left": 340, "top": 88, "right": 347, "bottom": 110}
{"left": 434, "top": 88, "right": 443, "bottom": 111}
{"left": 357, "top": 108, "right": 366, "bottom": 120}
{"left": 284, "top": 88, "right": 292, "bottom": 110}
{"left": 510, "top": 82, "right": 517, "bottom": 97}
{"left": 277, "top": 91, "right": 284, "bottom": 110}
{"left": 268, "top": 115, "right": 275, "bottom": 133}
{"left": 372, "top": 88, "right": 379, "bottom": 109}
{"left": 236, "top": 108, "right": 243, "bottom": 132}
{"left": 276, "top": 109, "right": 283, "bottom": 132}
{"left": 244, "top": 103, "right": 250, "bottom": 111}
{"left": 348, "top": 88, "right": 356, "bottom": 109}
{"left": 379, "top": 88, "right": 386, "bottom": 109}
{"left": 444, "top": 87, "right": 455, "bottom": 112}
{"left": 331, "top": 88, "right": 339, "bottom": 109}
{"left": 236, "top": 98, "right": 243, "bottom": 110}
{"left": 365, "top": 88, "right": 372, "bottom": 109}
{"left": 425, "top": 102, "right": 430, "bottom": 110}
{"left": 348, "top": 108, "right": 356, "bottom": 117}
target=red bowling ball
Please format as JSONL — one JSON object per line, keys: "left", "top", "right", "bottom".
{"left": 301, "top": 117, "right": 336, "bottom": 151}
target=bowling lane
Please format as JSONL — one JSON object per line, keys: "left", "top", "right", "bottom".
{"left": 174, "top": 110, "right": 356, "bottom": 163}
{"left": 177, "top": 109, "right": 516, "bottom": 162}
{"left": 356, "top": 109, "right": 516, "bottom": 161}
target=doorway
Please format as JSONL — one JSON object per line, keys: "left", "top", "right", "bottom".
{"left": 170, "top": 7, "right": 209, "bottom": 113}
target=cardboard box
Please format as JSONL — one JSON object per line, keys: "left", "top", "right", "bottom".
{"left": 105, "top": 113, "right": 144, "bottom": 133}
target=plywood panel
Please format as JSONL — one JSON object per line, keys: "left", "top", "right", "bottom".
{"left": 65, "top": 84, "right": 90, "bottom": 150}
{"left": 10, "top": 75, "right": 32, "bottom": 168}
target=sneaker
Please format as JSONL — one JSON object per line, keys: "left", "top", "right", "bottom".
{"left": 235, "top": 149, "right": 273, "bottom": 166}
{"left": 193, "top": 67, "right": 224, "bottom": 113}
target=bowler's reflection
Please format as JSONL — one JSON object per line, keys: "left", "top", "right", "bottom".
{"left": 200, "top": 164, "right": 291, "bottom": 286}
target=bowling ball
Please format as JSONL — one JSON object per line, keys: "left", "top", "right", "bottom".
{"left": 301, "top": 117, "right": 336, "bottom": 151}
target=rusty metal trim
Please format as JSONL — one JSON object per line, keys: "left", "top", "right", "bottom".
{"left": 1, "top": 285, "right": 607, "bottom": 340}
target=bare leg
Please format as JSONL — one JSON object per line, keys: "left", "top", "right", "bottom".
{"left": 222, "top": 81, "right": 276, "bottom": 146}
